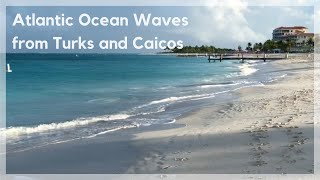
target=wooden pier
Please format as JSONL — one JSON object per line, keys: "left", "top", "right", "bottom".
{"left": 208, "top": 53, "right": 288, "bottom": 63}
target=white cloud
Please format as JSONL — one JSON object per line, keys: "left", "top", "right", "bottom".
{"left": 282, "top": 7, "right": 314, "bottom": 25}
{"left": 174, "top": 0, "right": 314, "bottom": 48}
{"left": 315, "top": 8, "right": 320, "bottom": 33}
{"left": 182, "top": 0, "right": 267, "bottom": 47}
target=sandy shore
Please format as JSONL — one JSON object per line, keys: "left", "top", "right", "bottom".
{"left": 127, "top": 56, "right": 314, "bottom": 174}
{"left": 6, "top": 56, "right": 314, "bottom": 174}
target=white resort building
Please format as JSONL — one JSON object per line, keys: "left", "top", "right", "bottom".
{"left": 272, "top": 26, "right": 314, "bottom": 46}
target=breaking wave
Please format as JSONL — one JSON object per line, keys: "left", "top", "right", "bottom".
{"left": 239, "top": 63, "right": 258, "bottom": 76}
{"left": 1, "top": 114, "right": 131, "bottom": 138}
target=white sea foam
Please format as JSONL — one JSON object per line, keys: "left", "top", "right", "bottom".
{"left": 4, "top": 136, "right": 84, "bottom": 154}
{"left": 157, "top": 86, "right": 174, "bottom": 90}
{"left": 202, "top": 78, "right": 215, "bottom": 82}
{"left": 148, "top": 94, "right": 209, "bottom": 105}
{"left": 140, "top": 105, "right": 166, "bottom": 115}
{"left": 225, "top": 72, "right": 239, "bottom": 78}
{"left": 86, "top": 98, "right": 119, "bottom": 103}
{"left": 200, "top": 84, "right": 224, "bottom": 88}
{"left": 5, "top": 123, "right": 141, "bottom": 153}
{"left": 1, "top": 113, "right": 131, "bottom": 138}
{"left": 239, "top": 63, "right": 258, "bottom": 76}
{"left": 164, "top": 119, "right": 176, "bottom": 124}
{"left": 265, "top": 74, "right": 287, "bottom": 83}
{"left": 140, "top": 80, "right": 260, "bottom": 107}
{"left": 200, "top": 82, "right": 241, "bottom": 89}
{"left": 84, "top": 124, "right": 137, "bottom": 138}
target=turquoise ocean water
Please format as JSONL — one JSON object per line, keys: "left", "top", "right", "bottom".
{"left": 4, "top": 53, "right": 287, "bottom": 152}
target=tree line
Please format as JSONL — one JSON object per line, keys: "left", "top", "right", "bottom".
{"left": 166, "top": 37, "right": 314, "bottom": 54}
{"left": 241, "top": 37, "right": 314, "bottom": 52}
{"left": 166, "top": 45, "right": 234, "bottom": 54}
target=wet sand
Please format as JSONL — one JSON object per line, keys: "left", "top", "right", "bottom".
{"left": 127, "top": 56, "right": 314, "bottom": 174}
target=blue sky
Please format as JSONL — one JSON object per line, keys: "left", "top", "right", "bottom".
{"left": 6, "top": 6, "right": 314, "bottom": 53}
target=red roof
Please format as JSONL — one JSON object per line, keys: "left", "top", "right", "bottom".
{"left": 275, "top": 26, "right": 307, "bottom": 30}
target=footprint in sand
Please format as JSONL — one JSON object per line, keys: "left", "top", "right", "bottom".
{"left": 246, "top": 120, "right": 271, "bottom": 170}
{"left": 280, "top": 126, "right": 308, "bottom": 168}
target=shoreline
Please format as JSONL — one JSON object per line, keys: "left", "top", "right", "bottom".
{"left": 6, "top": 56, "right": 314, "bottom": 174}
{"left": 127, "top": 56, "right": 314, "bottom": 174}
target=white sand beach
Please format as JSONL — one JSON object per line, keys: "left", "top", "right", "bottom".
{"left": 127, "top": 56, "right": 314, "bottom": 174}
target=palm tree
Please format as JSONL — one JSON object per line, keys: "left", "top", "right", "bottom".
{"left": 285, "top": 39, "right": 295, "bottom": 53}
{"left": 238, "top": 45, "right": 242, "bottom": 52}
{"left": 210, "top": 46, "right": 215, "bottom": 53}
{"left": 253, "top": 43, "right": 258, "bottom": 51}
{"left": 276, "top": 40, "right": 285, "bottom": 51}
{"left": 263, "top": 40, "right": 276, "bottom": 52}
{"left": 246, "top": 42, "right": 252, "bottom": 51}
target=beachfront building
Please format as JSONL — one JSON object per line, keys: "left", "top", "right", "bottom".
{"left": 295, "top": 33, "right": 315, "bottom": 46}
{"left": 272, "top": 26, "right": 314, "bottom": 46}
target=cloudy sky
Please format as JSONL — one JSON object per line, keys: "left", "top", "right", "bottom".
{"left": 6, "top": 5, "right": 314, "bottom": 53}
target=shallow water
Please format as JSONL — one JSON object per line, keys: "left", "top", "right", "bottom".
{"left": 4, "top": 53, "right": 287, "bottom": 152}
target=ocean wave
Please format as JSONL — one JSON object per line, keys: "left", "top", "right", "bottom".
{"left": 3, "top": 79, "right": 266, "bottom": 142}
{"left": 157, "top": 86, "right": 174, "bottom": 90}
{"left": 202, "top": 78, "right": 215, "bottom": 82}
{"left": 239, "top": 63, "right": 258, "bottom": 76}
{"left": 147, "top": 94, "right": 208, "bottom": 105}
{"left": 264, "top": 74, "right": 287, "bottom": 83}
{"left": 225, "top": 72, "right": 240, "bottom": 78}
{"left": 3, "top": 80, "right": 264, "bottom": 140}
{"left": 179, "top": 82, "right": 235, "bottom": 88}
{"left": 5, "top": 122, "right": 145, "bottom": 153}
{"left": 199, "top": 82, "right": 241, "bottom": 88}
{"left": 139, "top": 80, "right": 260, "bottom": 107}
{"left": 164, "top": 119, "right": 176, "bottom": 124}
{"left": 3, "top": 101, "right": 169, "bottom": 139}
{"left": 1, "top": 113, "right": 131, "bottom": 138}
{"left": 139, "top": 105, "right": 166, "bottom": 115}
{"left": 84, "top": 124, "right": 138, "bottom": 139}
{"left": 4, "top": 81, "right": 268, "bottom": 152}
{"left": 86, "top": 98, "right": 119, "bottom": 103}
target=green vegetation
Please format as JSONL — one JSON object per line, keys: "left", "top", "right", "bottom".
{"left": 246, "top": 42, "right": 252, "bottom": 51}
{"left": 261, "top": 38, "right": 313, "bottom": 52}
{"left": 307, "top": 37, "right": 314, "bottom": 47}
{"left": 166, "top": 45, "right": 234, "bottom": 54}
{"left": 165, "top": 38, "right": 314, "bottom": 54}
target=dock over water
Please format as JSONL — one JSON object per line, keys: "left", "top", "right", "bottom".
{"left": 169, "top": 53, "right": 312, "bottom": 63}
{"left": 207, "top": 53, "right": 288, "bottom": 63}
